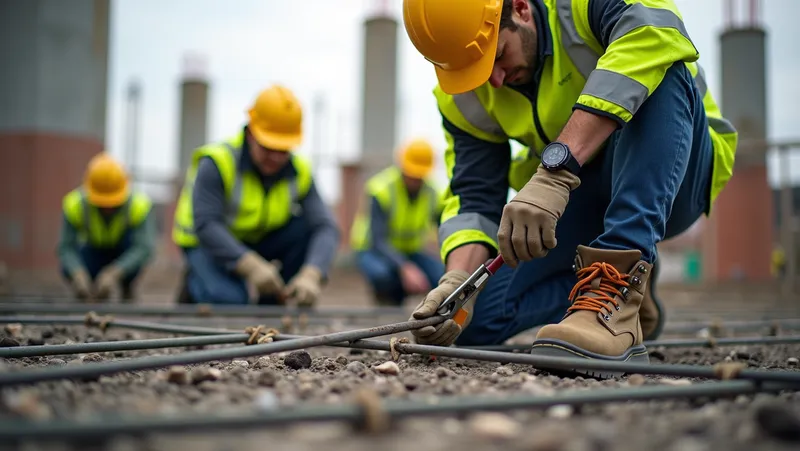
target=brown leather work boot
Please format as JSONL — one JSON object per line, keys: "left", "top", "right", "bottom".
{"left": 530, "top": 245, "right": 653, "bottom": 379}
{"left": 640, "top": 259, "right": 665, "bottom": 341}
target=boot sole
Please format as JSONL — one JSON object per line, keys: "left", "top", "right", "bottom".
{"left": 528, "top": 338, "right": 650, "bottom": 380}
{"left": 644, "top": 260, "right": 666, "bottom": 341}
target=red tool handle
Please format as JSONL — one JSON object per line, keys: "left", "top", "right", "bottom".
{"left": 486, "top": 255, "right": 505, "bottom": 274}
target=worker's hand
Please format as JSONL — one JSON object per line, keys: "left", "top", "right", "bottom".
{"left": 283, "top": 265, "right": 323, "bottom": 307}
{"left": 409, "top": 269, "right": 473, "bottom": 346}
{"left": 400, "top": 262, "right": 430, "bottom": 295}
{"left": 71, "top": 268, "right": 92, "bottom": 301}
{"left": 497, "top": 164, "right": 580, "bottom": 268}
{"left": 235, "top": 251, "right": 285, "bottom": 296}
{"left": 94, "top": 265, "right": 124, "bottom": 300}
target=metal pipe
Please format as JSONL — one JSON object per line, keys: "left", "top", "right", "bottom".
{"left": 0, "top": 380, "right": 790, "bottom": 441}
{"left": 0, "top": 317, "right": 444, "bottom": 387}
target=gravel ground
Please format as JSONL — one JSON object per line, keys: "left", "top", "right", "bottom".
{"left": 1, "top": 323, "right": 800, "bottom": 451}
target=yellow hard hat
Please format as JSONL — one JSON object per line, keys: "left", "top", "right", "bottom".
{"left": 247, "top": 84, "right": 303, "bottom": 151}
{"left": 83, "top": 153, "right": 130, "bottom": 208}
{"left": 399, "top": 139, "right": 435, "bottom": 179}
{"left": 403, "top": 0, "right": 502, "bottom": 95}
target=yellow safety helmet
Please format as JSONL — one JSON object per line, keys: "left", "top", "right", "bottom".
{"left": 247, "top": 84, "right": 303, "bottom": 151}
{"left": 399, "top": 138, "right": 435, "bottom": 179}
{"left": 83, "top": 153, "right": 130, "bottom": 208}
{"left": 403, "top": 0, "right": 503, "bottom": 95}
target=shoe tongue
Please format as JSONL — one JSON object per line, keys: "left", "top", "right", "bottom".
{"left": 576, "top": 246, "right": 641, "bottom": 273}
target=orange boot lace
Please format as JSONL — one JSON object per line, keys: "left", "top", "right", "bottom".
{"left": 567, "top": 263, "right": 631, "bottom": 316}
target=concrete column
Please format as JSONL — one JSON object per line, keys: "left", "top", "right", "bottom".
{"left": 177, "top": 54, "right": 209, "bottom": 177}
{"left": 702, "top": 26, "right": 774, "bottom": 282}
{"left": 358, "top": 15, "right": 399, "bottom": 180}
{"left": 0, "top": 0, "right": 110, "bottom": 270}
{"left": 163, "top": 55, "right": 210, "bottom": 261}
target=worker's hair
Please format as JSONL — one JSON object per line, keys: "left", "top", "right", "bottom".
{"left": 499, "top": 0, "right": 519, "bottom": 31}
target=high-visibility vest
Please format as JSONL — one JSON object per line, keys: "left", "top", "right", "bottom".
{"left": 62, "top": 189, "right": 152, "bottom": 248}
{"left": 172, "top": 131, "right": 313, "bottom": 248}
{"left": 350, "top": 166, "right": 441, "bottom": 255}
{"left": 435, "top": 0, "right": 737, "bottom": 261}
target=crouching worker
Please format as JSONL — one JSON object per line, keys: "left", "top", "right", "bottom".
{"left": 172, "top": 84, "right": 340, "bottom": 306}
{"left": 58, "top": 153, "right": 155, "bottom": 302}
{"left": 350, "top": 139, "right": 445, "bottom": 306}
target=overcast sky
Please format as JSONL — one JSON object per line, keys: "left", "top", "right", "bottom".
{"left": 105, "top": 0, "right": 800, "bottom": 203}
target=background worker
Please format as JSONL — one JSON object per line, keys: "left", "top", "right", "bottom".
{"left": 402, "top": 0, "right": 737, "bottom": 369}
{"left": 172, "top": 84, "right": 340, "bottom": 306}
{"left": 350, "top": 139, "right": 445, "bottom": 306}
{"left": 58, "top": 153, "right": 156, "bottom": 302}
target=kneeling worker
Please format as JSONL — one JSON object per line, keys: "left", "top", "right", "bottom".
{"left": 58, "top": 153, "right": 155, "bottom": 302}
{"left": 350, "top": 139, "right": 445, "bottom": 305}
{"left": 172, "top": 84, "right": 340, "bottom": 306}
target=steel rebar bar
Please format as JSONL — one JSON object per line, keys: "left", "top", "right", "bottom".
{"left": 0, "top": 302, "right": 408, "bottom": 318}
{"left": 0, "top": 333, "right": 251, "bottom": 358}
{"left": 0, "top": 317, "right": 444, "bottom": 387}
{"left": 463, "top": 335, "right": 800, "bottom": 353}
{"left": 0, "top": 380, "right": 792, "bottom": 441}
{"left": 4, "top": 329, "right": 800, "bottom": 359}
{"left": 0, "top": 316, "right": 235, "bottom": 336}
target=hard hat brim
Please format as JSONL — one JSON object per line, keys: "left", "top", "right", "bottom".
{"left": 249, "top": 125, "right": 302, "bottom": 152}
{"left": 86, "top": 186, "right": 130, "bottom": 208}
{"left": 401, "top": 161, "right": 433, "bottom": 179}
{"left": 434, "top": 32, "right": 499, "bottom": 95}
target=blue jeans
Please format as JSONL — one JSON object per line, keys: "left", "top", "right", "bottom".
{"left": 356, "top": 249, "right": 445, "bottom": 305}
{"left": 60, "top": 232, "right": 142, "bottom": 288}
{"left": 457, "top": 62, "right": 714, "bottom": 346}
{"left": 183, "top": 216, "right": 311, "bottom": 305}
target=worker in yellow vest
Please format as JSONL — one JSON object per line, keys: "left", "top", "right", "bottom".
{"left": 402, "top": 0, "right": 738, "bottom": 375}
{"left": 57, "top": 153, "right": 155, "bottom": 302}
{"left": 172, "top": 84, "right": 340, "bottom": 306}
{"left": 350, "top": 139, "right": 445, "bottom": 305}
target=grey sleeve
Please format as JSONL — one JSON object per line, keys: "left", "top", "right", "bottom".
{"left": 368, "top": 196, "right": 407, "bottom": 268}
{"left": 113, "top": 212, "right": 156, "bottom": 276}
{"left": 56, "top": 215, "right": 85, "bottom": 277}
{"left": 299, "top": 181, "right": 340, "bottom": 278}
{"left": 193, "top": 157, "right": 249, "bottom": 271}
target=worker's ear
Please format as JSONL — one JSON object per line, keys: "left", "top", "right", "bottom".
{"left": 513, "top": 0, "right": 533, "bottom": 24}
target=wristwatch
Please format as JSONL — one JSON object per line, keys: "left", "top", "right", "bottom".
{"left": 540, "top": 141, "right": 581, "bottom": 176}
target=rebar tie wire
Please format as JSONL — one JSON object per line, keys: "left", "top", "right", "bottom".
{"left": 0, "top": 379, "right": 794, "bottom": 441}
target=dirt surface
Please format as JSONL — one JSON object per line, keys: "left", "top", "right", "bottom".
{"left": 0, "top": 321, "right": 799, "bottom": 451}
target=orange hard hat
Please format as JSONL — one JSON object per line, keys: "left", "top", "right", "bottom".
{"left": 83, "top": 153, "right": 130, "bottom": 208}
{"left": 403, "top": 0, "right": 503, "bottom": 95}
{"left": 247, "top": 84, "right": 303, "bottom": 151}
{"left": 399, "top": 138, "right": 435, "bottom": 179}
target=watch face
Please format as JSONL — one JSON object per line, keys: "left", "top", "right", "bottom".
{"left": 543, "top": 144, "right": 567, "bottom": 166}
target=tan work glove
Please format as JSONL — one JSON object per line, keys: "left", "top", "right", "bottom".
{"left": 283, "top": 265, "right": 323, "bottom": 307}
{"left": 94, "top": 264, "right": 124, "bottom": 300}
{"left": 409, "top": 269, "right": 474, "bottom": 346}
{"left": 71, "top": 268, "right": 92, "bottom": 301}
{"left": 497, "top": 164, "right": 581, "bottom": 268}
{"left": 235, "top": 251, "right": 285, "bottom": 297}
